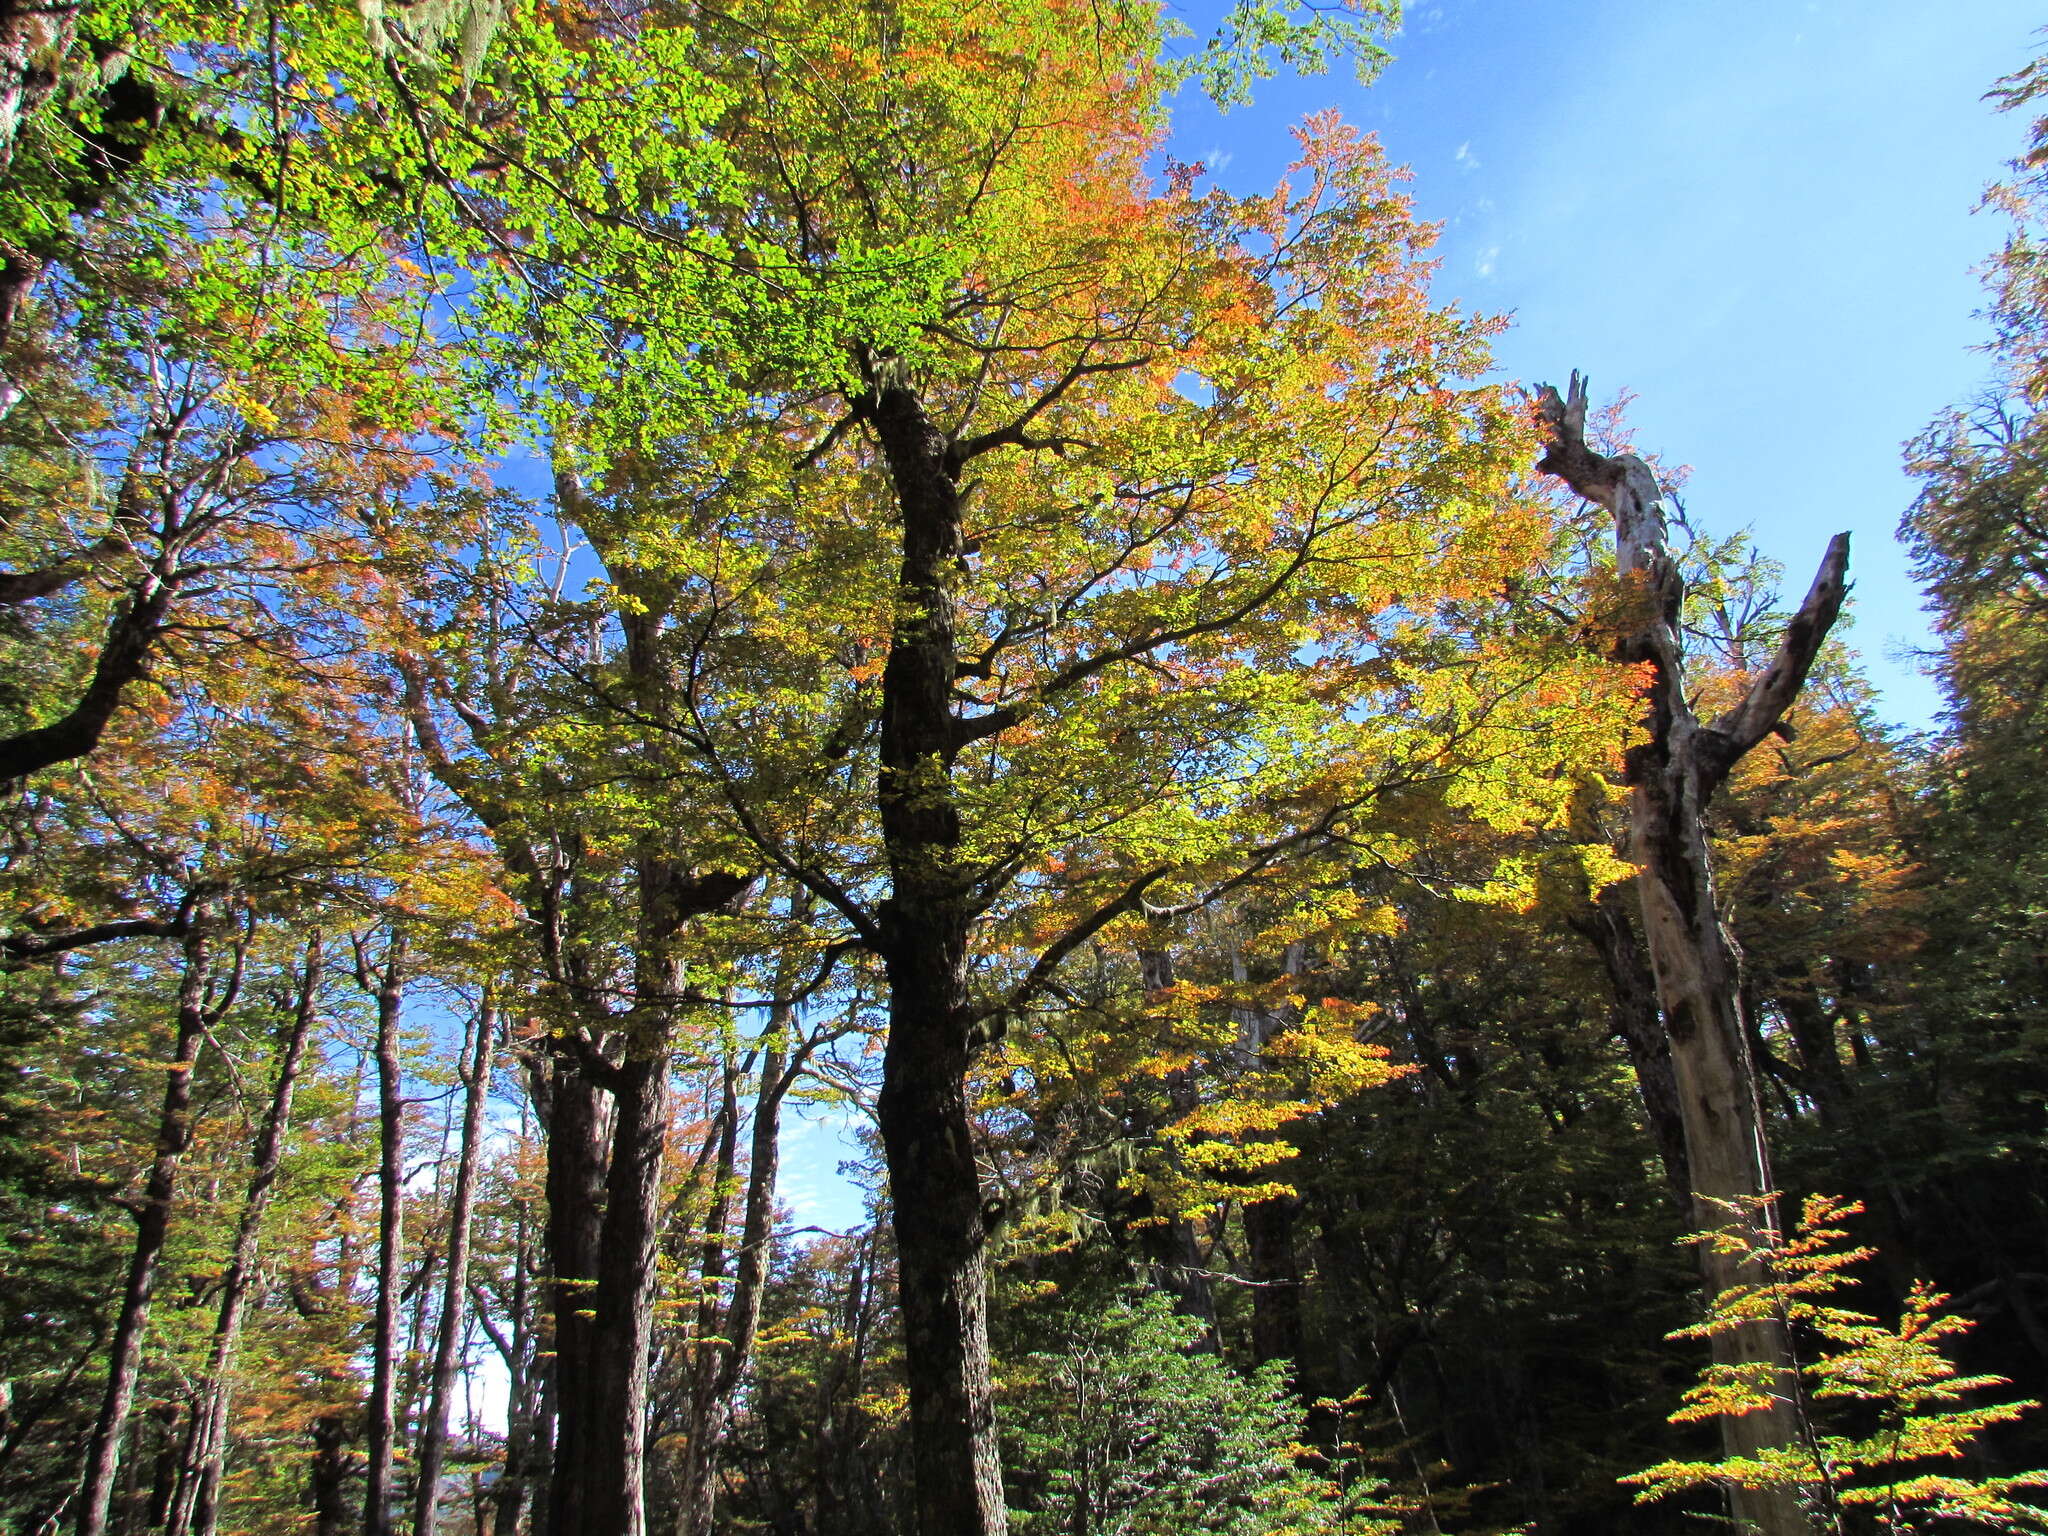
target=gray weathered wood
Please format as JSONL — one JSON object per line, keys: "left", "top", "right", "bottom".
{"left": 1536, "top": 372, "right": 1848, "bottom": 1536}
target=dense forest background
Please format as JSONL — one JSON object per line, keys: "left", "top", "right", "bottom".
{"left": 2, "top": 3, "right": 2047, "bottom": 1535}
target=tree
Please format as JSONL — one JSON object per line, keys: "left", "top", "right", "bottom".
{"left": 1535, "top": 373, "right": 1852, "bottom": 1536}
{"left": 593, "top": 7, "right": 1638, "bottom": 1521}
{"left": 1628, "top": 1195, "right": 2048, "bottom": 1534}
{"left": 1002, "top": 1288, "right": 1397, "bottom": 1536}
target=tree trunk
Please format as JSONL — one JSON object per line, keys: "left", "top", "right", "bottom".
{"left": 0, "top": 0, "right": 79, "bottom": 179}
{"left": 870, "top": 377, "right": 1008, "bottom": 1536}
{"left": 490, "top": 1185, "right": 539, "bottom": 1536}
{"left": 414, "top": 996, "right": 497, "bottom": 1536}
{"left": 674, "top": 1007, "right": 794, "bottom": 1536}
{"left": 1243, "top": 1196, "right": 1305, "bottom": 1369}
{"left": 580, "top": 1041, "right": 668, "bottom": 1536}
{"left": 1537, "top": 373, "right": 1850, "bottom": 1536}
{"left": 308, "top": 1416, "right": 352, "bottom": 1536}
{"left": 363, "top": 929, "right": 409, "bottom": 1536}
{"left": 537, "top": 1051, "right": 607, "bottom": 1536}
{"left": 1240, "top": 945, "right": 1306, "bottom": 1374}
{"left": 166, "top": 934, "right": 325, "bottom": 1536}
{"left": 0, "top": 0, "right": 77, "bottom": 411}
{"left": 560, "top": 852, "right": 749, "bottom": 1536}
{"left": 75, "top": 925, "right": 214, "bottom": 1536}
{"left": 1568, "top": 874, "right": 1693, "bottom": 1201}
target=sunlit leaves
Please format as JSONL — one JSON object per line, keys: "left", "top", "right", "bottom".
{"left": 1627, "top": 1194, "right": 2048, "bottom": 1532}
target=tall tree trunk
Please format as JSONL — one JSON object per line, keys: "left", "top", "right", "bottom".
{"left": 673, "top": 1009, "right": 794, "bottom": 1536}
{"left": 579, "top": 1040, "right": 668, "bottom": 1536}
{"left": 559, "top": 854, "right": 748, "bottom": 1536}
{"left": 1537, "top": 373, "right": 1850, "bottom": 1536}
{"left": 672, "top": 1055, "right": 741, "bottom": 1536}
{"left": 1240, "top": 944, "right": 1306, "bottom": 1374}
{"left": 308, "top": 1416, "right": 352, "bottom": 1536}
{"left": 490, "top": 1171, "right": 539, "bottom": 1536}
{"left": 533, "top": 463, "right": 755, "bottom": 1536}
{"left": 76, "top": 923, "right": 218, "bottom": 1536}
{"left": 537, "top": 1052, "right": 607, "bottom": 1536}
{"left": 1243, "top": 1197, "right": 1304, "bottom": 1369}
{"left": 166, "top": 934, "right": 325, "bottom": 1536}
{"left": 869, "top": 377, "right": 1008, "bottom": 1536}
{"left": 414, "top": 996, "right": 497, "bottom": 1536}
{"left": 1568, "top": 872, "right": 1693, "bottom": 1201}
{"left": 363, "top": 929, "right": 410, "bottom": 1536}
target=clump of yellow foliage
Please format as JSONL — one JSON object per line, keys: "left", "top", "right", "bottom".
{"left": 1627, "top": 1193, "right": 2048, "bottom": 1532}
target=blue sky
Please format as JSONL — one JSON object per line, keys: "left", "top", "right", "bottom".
{"left": 1166, "top": 0, "right": 2042, "bottom": 729}
{"left": 779, "top": 1, "right": 2044, "bottom": 1231}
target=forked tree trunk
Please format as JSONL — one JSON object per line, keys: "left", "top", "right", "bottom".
{"left": 76, "top": 922, "right": 221, "bottom": 1536}
{"left": 1536, "top": 373, "right": 1850, "bottom": 1536}
{"left": 548, "top": 853, "right": 749, "bottom": 1536}
{"left": 869, "top": 377, "right": 1009, "bottom": 1536}
{"left": 413, "top": 996, "right": 497, "bottom": 1536}
{"left": 363, "top": 929, "right": 410, "bottom": 1536}
{"left": 165, "top": 935, "right": 325, "bottom": 1536}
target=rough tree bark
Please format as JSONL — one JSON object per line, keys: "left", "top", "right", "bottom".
{"left": 1561, "top": 785, "right": 1692, "bottom": 1203}
{"left": 672, "top": 998, "right": 796, "bottom": 1536}
{"left": 362, "top": 928, "right": 410, "bottom": 1536}
{"left": 564, "top": 858, "right": 750, "bottom": 1536}
{"left": 536, "top": 1051, "right": 606, "bottom": 1536}
{"left": 413, "top": 995, "right": 497, "bottom": 1536}
{"left": 76, "top": 917, "right": 239, "bottom": 1536}
{"left": 0, "top": 0, "right": 79, "bottom": 180}
{"left": 1536, "top": 372, "right": 1850, "bottom": 1536}
{"left": 484, "top": 1172, "right": 539, "bottom": 1536}
{"left": 164, "top": 934, "right": 324, "bottom": 1536}
{"left": 868, "top": 376, "right": 1010, "bottom": 1536}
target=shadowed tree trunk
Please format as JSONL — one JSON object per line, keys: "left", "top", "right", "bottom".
{"left": 1237, "top": 944, "right": 1306, "bottom": 1373}
{"left": 308, "top": 1415, "right": 352, "bottom": 1536}
{"left": 568, "top": 859, "right": 751, "bottom": 1536}
{"left": 165, "top": 934, "right": 324, "bottom": 1536}
{"left": 1244, "top": 1197, "right": 1305, "bottom": 1368}
{"left": 672, "top": 949, "right": 817, "bottom": 1536}
{"left": 1537, "top": 372, "right": 1850, "bottom": 1536}
{"left": 413, "top": 995, "right": 496, "bottom": 1536}
{"left": 537, "top": 1049, "right": 606, "bottom": 1536}
{"left": 483, "top": 1190, "right": 539, "bottom": 1536}
{"left": 362, "top": 928, "right": 409, "bottom": 1536}
{"left": 1567, "top": 864, "right": 1693, "bottom": 1202}
{"left": 868, "top": 376, "right": 1009, "bottom": 1536}
{"left": 76, "top": 917, "right": 238, "bottom": 1536}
